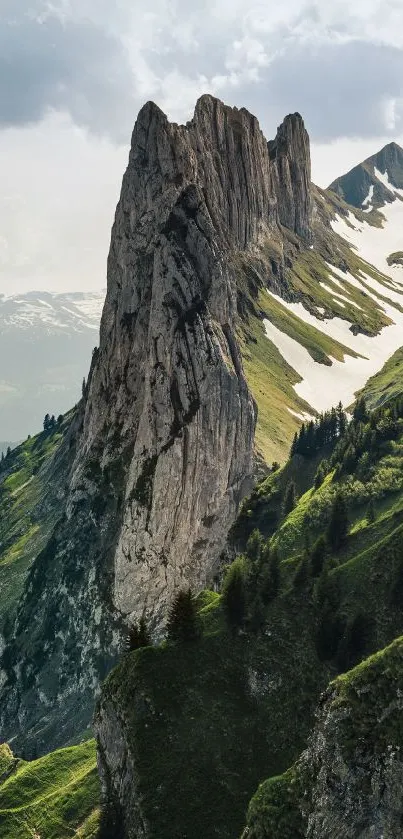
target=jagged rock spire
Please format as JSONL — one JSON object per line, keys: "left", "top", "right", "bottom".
{"left": 1, "top": 94, "right": 314, "bottom": 755}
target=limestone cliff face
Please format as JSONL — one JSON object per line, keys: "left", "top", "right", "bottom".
{"left": 74, "top": 96, "right": 272, "bottom": 629}
{"left": 0, "top": 95, "right": 312, "bottom": 753}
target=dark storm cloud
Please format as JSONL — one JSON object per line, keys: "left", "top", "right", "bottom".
{"left": 0, "top": 12, "right": 135, "bottom": 141}
{"left": 1, "top": 2, "right": 403, "bottom": 147}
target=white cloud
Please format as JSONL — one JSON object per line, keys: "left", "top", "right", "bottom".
{"left": 0, "top": 113, "right": 126, "bottom": 294}
{"left": 0, "top": 0, "right": 402, "bottom": 294}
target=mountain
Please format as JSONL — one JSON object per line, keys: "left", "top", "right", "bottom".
{"left": 328, "top": 141, "right": 403, "bottom": 282}
{"left": 329, "top": 141, "right": 403, "bottom": 209}
{"left": 2, "top": 96, "right": 403, "bottom": 838}
{"left": 0, "top": 290, "right": 104, "bottom": 442}
{"left": 1, "top": 96, "right": 316, "bottom": 755}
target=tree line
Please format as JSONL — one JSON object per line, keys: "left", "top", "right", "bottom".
{"left": 290, "top": 401, "right": 347, "bottom": 457}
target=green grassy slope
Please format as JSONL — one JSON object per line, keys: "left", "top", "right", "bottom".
{"left": 235, "top": 187, "right": 403, "bottom": 464}
{"left": 356, "top": 346, "right": 403, "bottom": 409}
{"left": 0, "top": 417, "right": 70, "bottom": 629}
{"left": 0, "top": 740, "right": 99, "bottom": 839}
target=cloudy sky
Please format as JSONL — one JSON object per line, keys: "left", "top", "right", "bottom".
{"left": 1, "top": 0, "right": 403, "bottom": 295}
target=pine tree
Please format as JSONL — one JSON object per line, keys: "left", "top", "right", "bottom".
{"left": 222, "top": 558, "right": 247, "bottom": 630}
{"left": 283, "top": 481, "right": 296, "bottom": 517}
{"left": 126, "top": 616, "right": 151, "bottom": 652}
{"left": 260, "top": 547, "right": 280, "bottom": 604}
{"left": 366, "top": 497, "right": 376, "bottom": 524}
{"left": 311, "top": 535, "right": 327, "bottom": 577}
{"left": 293, "top": 553, "right": 310, "bottom": 590}
{"left": 43, "top": 413, "right": 51, "bottom": 431}
{"left": 297, "top": 423, "right": 306, "bottom": 455}
{"left": 337, "top": 401, "right": 347, "bottom": 436}
{"left": 167, "top": 589, "right": 199, "bottom": 642}
{"left": 290, "top": 432, "right": 298, "bottom": 456}
{"left": 327, "top": 493, "right": 349, "bottom": 551}
{"left": 353, "top": 395, "right": 368, "bottom": 423}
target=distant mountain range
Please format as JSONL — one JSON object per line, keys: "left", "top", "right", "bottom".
{"left": 329, "top": 141, "right": 403, "bottom": 210}
{"left": 0, "top": 290, "right": 104, "bottom": 441}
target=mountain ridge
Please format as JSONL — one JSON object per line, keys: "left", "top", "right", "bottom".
{"left": 328, "top": 140, "right": 403, "bottom": 209}
{"left": 0, "top": 290, "right": 104, "bottom": 441}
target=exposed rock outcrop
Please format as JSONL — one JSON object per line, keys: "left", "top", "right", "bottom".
{"left": 246, "top": 636, "right": 403, "bottom": 839}
{"left": 0, "top": 95, "right": 313, "bottom": 754}
{"left": 268, "top": 113, "right": 312, "bottom": 242}
{"left": 300, "top": 639, "right": 403, "bottom": 839}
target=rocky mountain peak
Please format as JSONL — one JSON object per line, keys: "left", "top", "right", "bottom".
{"left": 328, "top": 140, "right": 403, "bottom": 209}
{"left": 268, "top": 111, "right": 312, "bottom": 241}
{"left": 0, "top": 94, "right": 314, "bottom": 753}
{"left": 125, "top": 95, "right": 312, "bottom": 251}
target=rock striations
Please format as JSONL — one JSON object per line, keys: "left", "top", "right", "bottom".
{"left": 0, "top": 95, "right": 312, "bottom": 753}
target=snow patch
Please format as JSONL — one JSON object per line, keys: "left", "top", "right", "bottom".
{"left": 267, "top": 291, "right": 359, "bottom": 349}
{"left": 373, "top": 167, "right": 403, "bottom": 198}
{"left": 362, "top": 184, "right": 374, "bottom": 212}
{"left": 288, "top": 408, "right": 314, "bottom": 422}
{"left": 320, "top": 283, "right": 362, "bottom": 310}
{"left": 331, "top": 198, "right": 403, "bottom": 284}
{"left": 264, "top": 288, "right": 403, "bottom": 411}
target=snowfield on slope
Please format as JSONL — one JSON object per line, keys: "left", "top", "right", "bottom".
{"left": 331, "top": 169, "right": 403, "bottom": 283}
{"left": 264, "top": 273, "right": 403, "bottom": 411}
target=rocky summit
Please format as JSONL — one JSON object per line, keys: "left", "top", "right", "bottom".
{"left": 2, "top": 93, "right": 403, "bottom": 839}
{"left": 0, "top": 95, "right": 313, "bottom": 755}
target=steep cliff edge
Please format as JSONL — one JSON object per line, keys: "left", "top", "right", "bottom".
{"left": 247, "top": 636, "right": 403, "bottom": 839}
{"left": 0, "top": 95, "right": 313, "bottom": 754}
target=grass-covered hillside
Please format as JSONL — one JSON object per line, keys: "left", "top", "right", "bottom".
{"left": 0, "top": 740, "right": 99, "bottom": 839}
{"left": 0, "top": 415, "right": 71, "bottom": 630}
{"left": 97, "top": 393, "right": 403, "bottom": 839}
{"left": 356, "top": 344, "right": 403, "bottom": 409}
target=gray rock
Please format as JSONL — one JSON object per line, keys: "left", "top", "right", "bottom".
{"left": 0, "top": 95, "right": 312, "bottom": 753}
